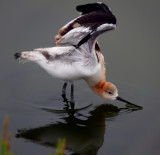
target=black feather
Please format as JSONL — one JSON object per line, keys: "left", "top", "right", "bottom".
{"left": 14, "top": 53, "right": 21, "bottom": 59}
{"left": 76, "top": 2, "right": 112, "bottom": 15}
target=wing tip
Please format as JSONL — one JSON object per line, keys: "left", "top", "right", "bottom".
{"left": 76, "top": 2, "right": 111, "bottom": 15}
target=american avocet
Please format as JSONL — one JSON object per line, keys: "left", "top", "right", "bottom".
{"left": 14, "top": 2, "right": 141, "bottom": 108}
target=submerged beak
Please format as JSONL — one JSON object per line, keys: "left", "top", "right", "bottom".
{"left": 116, "top": 96, "right": 142, "bottom": 109}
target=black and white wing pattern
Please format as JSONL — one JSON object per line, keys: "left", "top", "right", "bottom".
{"left": 55, "top": 2, "right": 116, "bottom": 48}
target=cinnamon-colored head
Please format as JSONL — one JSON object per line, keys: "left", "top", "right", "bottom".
{"left": 92, "top": 81, "right": 118, "bottom": 100}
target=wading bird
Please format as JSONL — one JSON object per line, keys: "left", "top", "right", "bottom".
{"left": 15, "top": 2, "right": 141, "bottom": 108}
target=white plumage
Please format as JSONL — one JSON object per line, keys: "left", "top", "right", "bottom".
{"left": 15, "top": 2, "right": 142, "bottom": 108}
{"left": 56, "top": 27, "right": 92, "bottom": 46}
{"left": 19, "top": 41, "right": 101, "bottom": 82}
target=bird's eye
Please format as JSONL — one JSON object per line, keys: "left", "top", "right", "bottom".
{"left": 108, "top": 91, "right": 112, "bottom": 95}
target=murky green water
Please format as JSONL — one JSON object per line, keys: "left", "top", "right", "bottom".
{"left": 0, "top": 0, "right": 160, "bottom": 155}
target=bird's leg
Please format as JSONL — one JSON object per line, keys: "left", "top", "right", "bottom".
{"left": 62, "top": 82, "right": 67, "bottom": 98}
{"left": 62, "top": 82, "right": 69, "bottom": 109}
{"left": 70, "top": 83, "right": 75, "bottom": 109}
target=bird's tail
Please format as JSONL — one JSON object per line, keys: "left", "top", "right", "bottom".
{"left": 15, "top": 51, "right": 33, "bottom": 59}
{"left": 14, "top": 51, "right": 45, "bottom": 62}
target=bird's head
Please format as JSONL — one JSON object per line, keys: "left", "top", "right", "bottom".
{"left": 92, "top": 81, "right": 142, "bottom": 108}
{"left": 92, "top": 81, "right": 118, "bottom": 100}
{"left": 102, "top": 82, "right": 118, "bottom": 100}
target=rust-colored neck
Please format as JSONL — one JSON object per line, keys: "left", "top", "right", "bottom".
{"left": 92, "top": 80, "right": 110, "bottom": 98}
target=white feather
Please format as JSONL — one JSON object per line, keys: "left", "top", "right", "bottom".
{"left": 20, "top": 43, "right": 100, "bottom": 82}
{"left": 97, "top": 23, "right": 116, "bottom": 32}
{"left": 58, "top": 27, "right": 91, "bottom": 46}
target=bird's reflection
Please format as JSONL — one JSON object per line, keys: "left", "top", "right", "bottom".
{"left": 16, "top": 104, "right": 138, "bottom": 155}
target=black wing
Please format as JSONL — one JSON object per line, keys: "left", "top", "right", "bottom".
{"left": 76, "top": 2, "right": 113, "bottom": 15}
{"left": 55, "top": 2, "right": 116, "bottom": 47}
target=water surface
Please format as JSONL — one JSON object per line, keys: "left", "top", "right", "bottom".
{"left": 0, "top": 0, "right": 160, "bottom": 155}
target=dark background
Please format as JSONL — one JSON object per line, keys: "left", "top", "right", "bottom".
{"left": 0, "top": 0, "right": 160, "bottom": 155}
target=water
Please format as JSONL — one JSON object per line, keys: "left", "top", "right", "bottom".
{"left": 0, "top": 0, "right": 160, "bottom": 155}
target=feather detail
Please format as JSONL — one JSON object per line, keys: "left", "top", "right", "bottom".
{"left": 54, "top": 2, "right": 116, "bottom": 47}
